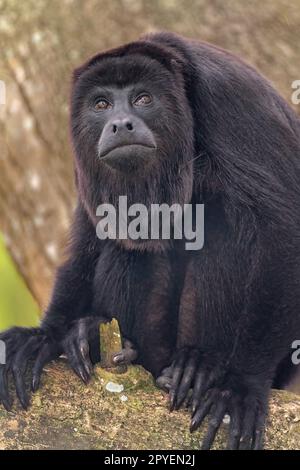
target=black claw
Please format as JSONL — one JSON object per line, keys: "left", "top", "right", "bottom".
{"left": 13, "top": 367, "right": 29, "bottom": 410}
{"left": 175, "top": 354, "right": 197, "bottom": 409}
{"left": 81, "top": 354, "right": 93, "bottom": 376}
{"left": 12, "top": 336, "right": 42, "bottom": 409}
{"left": 20, "top": 398, "right": 30, "bottom": 410}
{"left": 2, "top": 398, "right": 13, "bottom": 412}
{"left": 32, "top": 343, "right": 52, "bottom": 392}
{"left": 71, "top": 352, "right": 91, "bottom": 384}
{"left": 201, "top": 401, "right": 227, "bottom": 450}
{"left": 16, "top": 380, "right": 29, "bottom": 409}
{"left": 169, "top": 391, "right": 176, "bottom": 412}
{"left": 31, "top": 375, "right": 40, "bottom": 393}
{"left": 169, "top": 349, "right": 189, "bottom": 411}
{"left": 190, "top": 390, "right": 217, "bottom": 432}
{"left": 112, "top": 341, "right": 138, "bottom": 366}
{"left": 84, "top": 361, "right": 93, "bottom": 376}
{"left": 78, "top": 338, "right": 92, "bottom": 372}
{"left": 191, "top": 369, "right": 207, "bottom": 415}
{"left": 79, "top": 369, "right": 89, "bottom": 384}
{"left": 74, "top": 360, "right": 90, "bottom": 383}
{"left": 65, "top": 337, "right": 87, "bottom": 383}
{"left": 113, "top": 353, "right": 125, "bottom": 364}
{"left": 190, "top": 417, "right": 199, "bottom": 433}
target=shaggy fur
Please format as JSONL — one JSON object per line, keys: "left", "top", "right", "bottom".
{"left": 1, "top": 31, "right": 300, "bottom": 450}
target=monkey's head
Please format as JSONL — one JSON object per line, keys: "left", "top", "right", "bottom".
{"left": 71, "top": 39, "right": 195, "bottom": 248}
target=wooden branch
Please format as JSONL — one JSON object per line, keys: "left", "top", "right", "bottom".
{"left": 0, "top": 320, "right": 300, "bottom": 450}
{"left": 0, "top": 361, "right": 299, "bottom": 450}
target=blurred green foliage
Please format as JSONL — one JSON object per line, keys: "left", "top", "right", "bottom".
{"left": 0, "top": 234, "right": 39, "bottom": 330}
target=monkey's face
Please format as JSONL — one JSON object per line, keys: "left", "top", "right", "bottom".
{"left": 91, "top": 86, "right": 159, "bottom": 173}
{"left": 71, "top": 51, "right": 195, "bottom": 232}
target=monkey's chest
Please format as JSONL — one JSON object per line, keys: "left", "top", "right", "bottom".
{"left": 92, "top": 243, "right": 179, "bottom": 376}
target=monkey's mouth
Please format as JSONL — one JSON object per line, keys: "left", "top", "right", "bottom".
{"left": 100, "top": 143, "right": 156, "bottom": 159}
{"left": 100, "top": 143, "right": 157, "bottom": 173}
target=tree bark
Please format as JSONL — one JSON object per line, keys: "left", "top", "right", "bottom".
{"left": 0, "top": 361, "right": 300, "bottom": 450}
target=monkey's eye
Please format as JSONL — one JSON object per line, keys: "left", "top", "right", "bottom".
{"left": 94, "top": 98, "right": 112, "bottom": 111}
{"left": 133, "top": 94, "right": 152, "bottom": 107}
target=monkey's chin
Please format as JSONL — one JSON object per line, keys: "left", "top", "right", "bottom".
{"left": 100, "top": 145, "right": 156, "bottom": 173}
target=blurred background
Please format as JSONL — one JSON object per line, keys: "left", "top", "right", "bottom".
{"left": 0, "top": 0, "right": 299, "bottom": 329}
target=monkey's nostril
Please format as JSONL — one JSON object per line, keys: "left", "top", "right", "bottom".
{"left": 126, "top": 122, "right": 133, "bottom": 131}
{"left": 112, "top": 124, "right": 117, "bottom": 133}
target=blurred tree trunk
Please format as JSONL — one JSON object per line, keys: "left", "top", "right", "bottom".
{"left": 0, "top": 0, "right": 299, "bottom": 308}
{"left": 0, "top": 58, "right": 74, "bottom": 306}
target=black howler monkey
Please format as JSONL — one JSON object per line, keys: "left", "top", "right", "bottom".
{"left": 1, "top": 31, "right": 300, "bottom": 450}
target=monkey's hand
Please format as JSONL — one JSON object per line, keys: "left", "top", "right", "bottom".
{"left": 0, "top": 327, "right": 62, "bottom": 410}
{"left": 165, "top": 348, "right": 269, "bottom": 450}
{"left": 165, "top": 347, "right": 223, "bottom": 411}
{"left": 62, "top": 317, "right": 138, "bottom": 384}
{"left": 190, "top": 373, "right": 268, "bottom": 450}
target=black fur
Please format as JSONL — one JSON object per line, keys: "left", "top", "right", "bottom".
{"left": 1, "top": 31, "right": 300, "bottom": 450}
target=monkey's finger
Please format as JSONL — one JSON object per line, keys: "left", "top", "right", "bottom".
{"left": 32, "top": 342, "right": 61, "bottom": 392}
{"left": 156, "top": 375, "right": 173, "bottom": 392}
{"left": 169, "top": 348, "right": 188, "bottom": 411}
{"left": 66, "top": 340, "right": 91, "bottom": 384}
{"left": 190, "top": 389, "right": 218, "bottom": 432}
{"left": 113, "top": 347, "right": 138, "bottom": 365}
{"left": 12, "top": 337, "right": 39, "bottom": 409}
{"left": 238, "top": 401, "right": 257, "bottom": 450}
{"left": 191, "top": 368, "right": 209, "bottom": 415}
{"left": 114, "top": 336, "right": 138, "bottom": 365}
{"left": 201, "top": 399, "right": 227, "bottom": 450}
{"left": 175, "top": 351, "right": 198, "bottom": 410}
{"left": 77, "top": 322, "right": 93, "bottom": 375}
{"left": 155, "top": 366, "right": 173, "bottom": 392}
{"left": 0, "top": 365, "right": 12, "bottom": 411}
{"left": 252, "top": 407, "right": 266, "bottom": 450}
{"left": 227, "top": 403, "right": 242, "bottom": 450}
{"left": 78, "top": 338, "right": 93, "bottom": 376}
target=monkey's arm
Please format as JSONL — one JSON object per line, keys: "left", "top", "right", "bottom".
{"left": 0, "top": 203, "right": 103, "bottom": 410}
{"left": 160, "top": 237, "right": 292, "bottom": 450}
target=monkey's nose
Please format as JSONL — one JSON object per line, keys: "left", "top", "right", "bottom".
{"left": 111, "top": 119, "right": 134, "bottom": 134}
{"left": 98, "top": 115, "right": 156, "bottom": 159}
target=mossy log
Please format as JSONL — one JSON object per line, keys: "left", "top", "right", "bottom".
{"left": 0, "top": 360, "right": 300, "bottom": 450}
